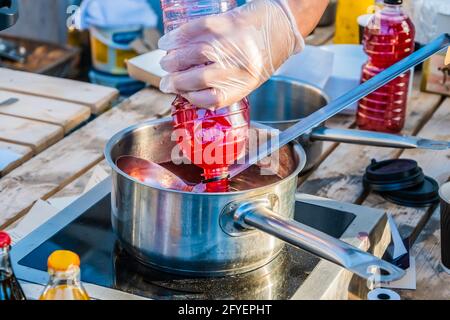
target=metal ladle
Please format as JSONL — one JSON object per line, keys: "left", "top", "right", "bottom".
{"left": 116, "top": 155, "right": 207, "bottom": 192}
{"left": 229, "top": 34, "right": 450, "bottom": 179}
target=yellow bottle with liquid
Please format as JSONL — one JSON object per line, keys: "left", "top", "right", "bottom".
{"left": 39, "top": 250, "right": 90, "bottom": 300}
{"left": 334, "top": 0, "right": 378, "bottom": 44}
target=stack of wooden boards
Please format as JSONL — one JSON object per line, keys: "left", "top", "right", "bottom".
{"left": 0, "top": 68, "right": 119, "bottom": 177}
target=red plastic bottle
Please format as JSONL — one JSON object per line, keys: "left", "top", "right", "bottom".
{"left": 357, "top": 0, "right": 415, "bottom": 133}
{"left": 172, "top": 96, "right": 249, "bottom": 192}
{"left": 161, "top": 0, "right": 250, "bottom": 192}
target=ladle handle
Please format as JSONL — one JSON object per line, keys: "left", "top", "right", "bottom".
{"left": 234, "top": 201, "right": 405, "bottom": 282}
{"left": 310, "top": 127, "right": 450, "bottom": 150}
{"left": 230, "top": 33, "right": 450, "bottom": 179}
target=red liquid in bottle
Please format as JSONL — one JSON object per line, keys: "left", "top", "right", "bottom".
{"left": 357, "top": 1, "right": 415, "bottom": 133}
{"left": 161, "top": 0, "right": 250, "bottom": 192}
{"left": 172, "top": 96, "right": 249, "bottom": 192}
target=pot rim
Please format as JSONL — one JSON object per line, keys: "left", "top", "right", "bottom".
{"left": 251, "top": 75, "right": 331, "bottom": 127}
{"left": 104, "top": 118, "right": 308, "bottom": 196}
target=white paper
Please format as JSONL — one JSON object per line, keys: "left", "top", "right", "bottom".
{"left": 321, "top": 44, "right": 367, "bottom": 114}
{"left": 7, "top": 200, "right": 59, "bottom": 245}
{"left": 47, "top": 196, "right": 79, "bottom": 211}
{"left": 383, "top": 256, "right": 417, "bottom": 290}
{"left": 387, "top": 213, "right": 408, "bottom": 259}
{"left": 83, "top": 166, "right": 109, "bottom": 193}
{"left": 275, "top": 46, "right": 335, "bottom": 89}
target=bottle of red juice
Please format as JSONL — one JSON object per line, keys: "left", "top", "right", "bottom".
{"left": 357, "top": 0, "right": 415, "bottom": 133}
{"left": 161, "top": 0, "right": 250, "bottom": 193}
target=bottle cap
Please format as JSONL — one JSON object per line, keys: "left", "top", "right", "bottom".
{"left": 0, "top": 231, "right": 11, "bottom": 248}
{"left": 48, "top": 250, "right": 80, "bottom": 272}
{"left": 381, "top": 176, "right": 440, "bottom": 207}
{"left": 363, "top": 159, "right": 425, "bottom": 192}
{"left": 384, "top": 0, "right": 403, "bottom": 4}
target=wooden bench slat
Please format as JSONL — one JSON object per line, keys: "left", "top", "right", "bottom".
{"left": 0, "top": 114, "right": 64, "bottom": 153}
{"left": 0, "top": 68, "right": 119, "bottom": 115}
{"left": 0, "top": 88, "right": 173, "bottom": 229}
{"left": 297, "top": 91, "right": 442, "bottom": 204}
{"left": 0, "top": 90, "right": 91, "bottom": 133}
{"left": 0, "top": 142, "right": 33, "bottom": 177}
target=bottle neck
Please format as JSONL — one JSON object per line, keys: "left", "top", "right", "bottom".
{"left": 203, "top": 167, "right": 230, "bottom": 192}
{"left": 47, "top": 267, "right": 82, "bottom": 287}
{"left": 382, "top": 3, "right": 404, "bottom": 13}
{"left": 0, "top": 247, "right": 13, "bottom": 277}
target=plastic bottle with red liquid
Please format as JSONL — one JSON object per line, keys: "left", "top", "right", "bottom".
{"left": 161, "top": 0, "right": 250, "bottom": 192}
{"left": 357, "top": 0, "right": 415, "bottom": 133}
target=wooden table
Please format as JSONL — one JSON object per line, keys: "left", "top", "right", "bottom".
{"left": 1, "top": 25, "right": 449, "bottom": 299}
{"left": 0, "top": 68, "right": 119, "bottom": 177}
{"left": 1, "top": 82, "right": 448, "bottom": 299}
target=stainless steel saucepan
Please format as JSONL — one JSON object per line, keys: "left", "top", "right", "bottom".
{"left": 105, "top": 118, "right": 404, "bottom": 282}
{"left": 249, "top": 76, "right": 450, "bottom": 171}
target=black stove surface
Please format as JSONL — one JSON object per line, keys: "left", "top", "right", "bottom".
{"left": 17, "top": 192, "right": 355, "bottom": 300}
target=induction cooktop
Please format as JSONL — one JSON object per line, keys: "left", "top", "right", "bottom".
{"left": 11, "top": 177, "right": 360, "bottom": 300}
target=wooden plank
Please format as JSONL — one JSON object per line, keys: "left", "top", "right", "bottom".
{"left": 0, "top": 114, "right": 64, "bottom": 153}
{"left": 362, "top": 98, "right": 450, "bottom": 242}
{"left": 49, "top": 160, "right": 111, "bottom": 200}
{"left": 298, "top": 91, "right": 442, "bottom": 203}
{"left": 0, "top": 90, "right": 91, "bottom": 133}
{"left": 399, "top": 208, "right": 450, "bottom": 300}
{"left": 0, "top": 88, "right": 173, "bottom": 229}
{"left": 3, "top": 160, "right": 113, "bottom": 233}
{"left": 0, "top": 141, "right": 33, "bottom": 177}
{"left": 0, "top": 68, "right": 119, "bottom": 115}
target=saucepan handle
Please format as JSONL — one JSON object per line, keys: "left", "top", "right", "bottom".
{"left": 310, "top": 127, "right": 450, "bottom": 150}
{"left": 233, "top": 200, "right": 405, "bottom": 282}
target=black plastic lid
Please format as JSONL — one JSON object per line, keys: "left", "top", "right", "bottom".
{"left": 381, "top": 176, "right": 440, "bottom": 207}
{"left": 0, "top": 0, "right": 18, "bottom": 31}
{"left": 363, "top": 159, "right": 425, "bottom": 192}
{"left": 384, "top": 0, "right": 403, "bottom": 5}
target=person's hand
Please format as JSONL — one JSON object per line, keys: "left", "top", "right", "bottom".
{"left": 158, "top": 0, "right": 304, "bottom": 109}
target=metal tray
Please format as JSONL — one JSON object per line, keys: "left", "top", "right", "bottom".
{"left": 0, "top": 34, "right": 80, "bottom": 78}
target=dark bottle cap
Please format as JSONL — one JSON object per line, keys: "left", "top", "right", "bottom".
{"left": 363, "top": 159, "right": 425, "bottom": 192}
{"left": 384, "top": 0, "right": 403, "bottom": 5}
{"left": 0, "top": 231, "right": 11, "bottom": 248}
{"left": 381, "top": 176, "right": 440, "bottom": 207}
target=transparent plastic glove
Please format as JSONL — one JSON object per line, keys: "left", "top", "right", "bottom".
{"left": 158, "top": 0, "right": 304, "bottom": 109}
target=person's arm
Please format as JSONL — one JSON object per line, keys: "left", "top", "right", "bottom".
{"left": 287, "top": 0, "right": 329, "bottom": 37}
{"left": 159, "top": 0, "right": 329, "bottom": 109}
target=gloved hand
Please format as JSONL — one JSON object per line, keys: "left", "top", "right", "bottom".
{"left": 158, "top": 0, "right": 304, "bottom": 109}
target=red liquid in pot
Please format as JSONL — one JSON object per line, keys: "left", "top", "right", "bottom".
{"left": 117, "top": 158, "right": 282, "bottom": 192}
{"left": 159, "top": 161, "right": 282, "bottom": 191}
